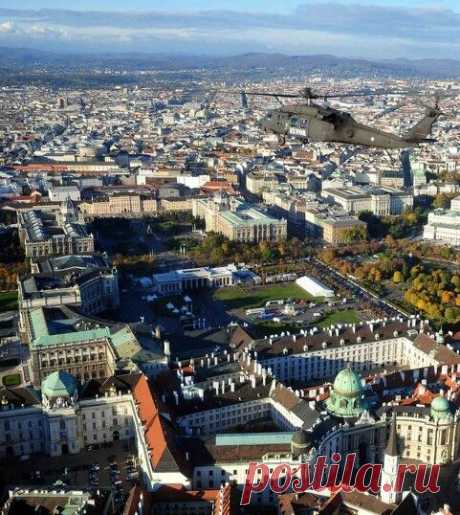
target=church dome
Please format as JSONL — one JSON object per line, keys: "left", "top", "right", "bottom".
{"left": 291, "top": 429, "right": 312, "bottom": 456}
{"left": 326, "top": 368, "right": 366, "bottom": 419}
{"left": 431, "top": 394, "right": 450, "bottom": 421}
{"left": 42, "top": 371, "right": 77, "bottom": 399}
{"left": 332, "top": 368, "right": 363, "bottom": 398}
{"left": 291, "top": 429, "right": 312, "bottom": 446}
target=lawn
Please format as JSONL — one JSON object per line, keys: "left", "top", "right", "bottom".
{"left": 2, "top": 373, "right": 21, "bottom": 387}
{"left": 253, "top": 320, "right": 301, "bottom": 337}
{"left": 213, "top": 282, "right": 316, "bottom": 311}
{"left": 0, "top": 291, "right": 18, "bottom": 312}
{"left": 317, "top": 310, "right": 359, "bottom": 328}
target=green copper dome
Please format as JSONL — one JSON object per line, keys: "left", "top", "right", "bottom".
{"left": 326, "top": 368, "right": 366, "bottom": 419}
{"left": 431, "top": 395, "right": 450, "bottom": 421}
{"left": 42, "top": 371, "right": 77, "bottom": 399}
{"left": 332, "top": 368, "right": 363, "bottom": 397}
{"left": 291, "top": 429, "right": 313, "bottom": 457}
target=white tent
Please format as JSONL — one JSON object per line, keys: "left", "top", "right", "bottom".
{"left": 295, "top": 275, "right": 334, "bottom": 298}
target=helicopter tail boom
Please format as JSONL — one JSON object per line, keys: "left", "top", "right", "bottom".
{"left": 403, "top": 104, "right": 441, "bottom": 143}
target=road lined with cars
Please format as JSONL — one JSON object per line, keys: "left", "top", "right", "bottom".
{"left": 311, "top": 257, "right": 410, "bottom": 319}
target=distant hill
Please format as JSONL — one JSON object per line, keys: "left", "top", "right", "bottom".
{"left": 1, "top": 47, "right": 460, "bottom": 79}
{"left": 384, "top": 58, "right": 460, "bottom": 77}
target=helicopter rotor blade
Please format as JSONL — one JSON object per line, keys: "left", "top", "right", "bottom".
{"left": 212, "top": 90, "right": 301, "bottom": 98}
{"left": 209, "top": 88, "right": 418, "bottom": 101}
{"left": 372, "top": 100, "right": 408, "bottom": 120}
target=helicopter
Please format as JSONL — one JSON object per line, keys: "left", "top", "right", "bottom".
{"left": 233, "top": 86, "right": 444, "bottom": 149}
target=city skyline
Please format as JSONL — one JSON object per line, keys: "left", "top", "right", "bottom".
{"left": 0, "top": 2, "right": 459, "bottom": 58}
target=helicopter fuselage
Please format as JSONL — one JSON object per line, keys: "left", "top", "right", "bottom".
{"left": 259, "top": 103, "right": 419, "bottom": 149}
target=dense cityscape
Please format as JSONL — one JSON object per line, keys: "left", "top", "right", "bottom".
{"left": 1, "top": 6, "right": 460, "bottom": 515}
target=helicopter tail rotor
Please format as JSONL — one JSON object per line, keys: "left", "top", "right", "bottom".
{"left": 416, "top": 90, "right": 458, "bottom": 116}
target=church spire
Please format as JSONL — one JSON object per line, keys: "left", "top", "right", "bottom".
{"left": 386, "top": 412, "right": 399, "bottom": 457}
{"left": 380, "top": 411, "right": 401, "bottom": 505}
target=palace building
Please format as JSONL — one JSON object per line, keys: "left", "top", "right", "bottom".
{"left": 192, "top": 193, "right": 287, "bottom": 243}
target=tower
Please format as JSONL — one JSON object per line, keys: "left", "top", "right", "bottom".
{"left": 381, "top": 413, "right": 401, "bottom": 504}
{"left": 163, "top": 340, "right": 171, "bottom": 361}
{"left": 61, "top": 196, "right": 78, "bottom": 223}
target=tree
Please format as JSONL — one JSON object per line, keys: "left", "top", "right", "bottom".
{"left": 440, "top": 291, "right": 454, "bottom": 304}
{"left": 445, "top": 307, "right": 459, "bottom": 323}
{"left": 410, "top": 265, "right": 422, "bottom": 278}
{"left": 416, "top": 298, "right": 428, "bottom": 311}
{"left": 433, "top": 193, "right": 450, "bottom": 209}
{"left": 403, "top": 211, "right": 417, "bottom": 225}
{"left": 320, "top": 248, "right": 336, "bottom": 264}
{"left": 452, "top": 275, "right": 460, "bottom": 288}
{"left": 440, "top": 246, "right": 453, "bottom": 260}
{"left": 384, "top": 234, "right": 397, "bottom": 249}
{"left": 393, "top": 271, "right": 403, "bottom": 284}
{"left": 342, "top": 225, "right": 367, "bottom": 243}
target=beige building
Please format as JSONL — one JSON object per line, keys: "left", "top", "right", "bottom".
{"left": 304, "top": 207, "right": 367, "bottom": 244}
{"left": 423, "top": 196, "right": 460, "bottom": 245}
{"left": 18, "top": 200, "right": 94, "bottom": 258}
{"left": 192, "top": 194, "right": 287, "bottom": 242}
{"left": 321, "top": 217, "right": 367, "bottom": 244}
{"left": 160, "top": 198, "right": 193, "bottom": 212}
{"left": 24, "top": 307, "right": 117, "bottom": 386}
{"left": 322, "top": 185, "right": 413, "bottom": 216}
{"left": 19, "top": 254, "right": 119, "bottom": 318}
{"left": 80, "top": 193, "right": 159, "bottom": 218}
{"left": 246, "top": 170, "right": 281, "bottom": 195}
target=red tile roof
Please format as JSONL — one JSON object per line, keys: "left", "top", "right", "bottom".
{"left": 132, "top": 375, "right": 189, "bottom": 475}
{"left": 125, "top": 484, "right": 234, "bottom": 515}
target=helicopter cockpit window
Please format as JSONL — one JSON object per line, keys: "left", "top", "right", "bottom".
{"left": 290, "top": 116, "right": 308, "bottom": 129}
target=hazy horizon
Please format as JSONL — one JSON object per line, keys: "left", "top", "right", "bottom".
{"left": 0, "top": 2, "right": 459, "bottom": 59}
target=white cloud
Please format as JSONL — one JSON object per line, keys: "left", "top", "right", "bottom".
{"left": 0, "top": 4, "right": 459, "bottom": 57}
{"left": 0, "top": 20, "right": 14, "bottom": 33}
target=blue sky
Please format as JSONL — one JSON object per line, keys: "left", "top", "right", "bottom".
{"left": 0, "top": 0, "right": 458, "bottom": 10}
{"left": 0, "top": 2, "right": 459, "bottom": 58}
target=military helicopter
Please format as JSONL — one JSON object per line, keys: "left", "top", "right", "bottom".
{"left": 233, "top": 86, "right": 443, "bottom": 149}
